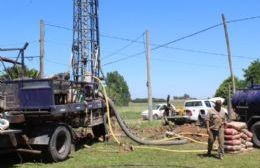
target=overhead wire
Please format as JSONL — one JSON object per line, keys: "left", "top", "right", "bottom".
{"left": 102, "top": 32, "right": 145, "bottom": 60}
{"left": 150, "top": 15, "right": 260, "bottom": 51}
{"left": 45, "top": 58, "right": 69, "bottom": 67}
{"left": 45, "top": 15, "right": 260, "bottom": 62}
{"left": 100, "top": 37, "right": 258, "bottom": 61}
{"left": 44, "top": 15, "right": 260, "bottom": 66}
{"left": 0, "top": 40, "right": 38, "bottom": 47}
{"left": 102, "top": 15, "right": 260, "bottom": 66}
{"left": 151, "top": 58, "right": 244, "bottom": 70}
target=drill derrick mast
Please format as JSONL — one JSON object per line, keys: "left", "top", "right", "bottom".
{"left": 72, "top": 0, "right": 101, "bottom": 82}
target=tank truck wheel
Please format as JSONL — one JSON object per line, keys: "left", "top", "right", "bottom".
{"left": 47, "top": 126, "right": 72, "bottom": 162}
{"left": 251, "top": 121, "right": 260, "bottom": 148}
{"left": 92, "top": 124, "right": 106, "bottom": 141}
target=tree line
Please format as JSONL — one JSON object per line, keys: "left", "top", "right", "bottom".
{"left": 1, "top": 59, "right": 259, "bottom": 106}
{"left": 215, "top": 59, "right": 260, "bottom": 104}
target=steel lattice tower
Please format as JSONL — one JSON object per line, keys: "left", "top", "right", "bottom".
{"left": 72, "top": 0, "right": 101, "bottom": 82}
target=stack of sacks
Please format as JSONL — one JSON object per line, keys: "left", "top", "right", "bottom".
{"left": 224, "top": 121, "right": 254, "bottom": 154}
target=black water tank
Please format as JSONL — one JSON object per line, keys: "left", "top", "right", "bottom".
{"left": 232, "top": 85, "right": 260, "bottom": 117}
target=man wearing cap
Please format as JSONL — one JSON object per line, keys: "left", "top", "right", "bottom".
{"left": 205, "top": 100, "right": 227, "bottom": 159}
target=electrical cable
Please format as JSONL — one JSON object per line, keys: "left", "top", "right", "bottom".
{"left": 102, "top": 32, "right": 145, "bottom": 60}
{"left": 103, "top": 51, "right": 145, "bottom": 66}
{"left": 45, "top": 16, "right": 260, "bottom": 66}
{"left": 102, "top": 15, "right": 260, "bottom": 66}
{"left": 45, "top": 58, "right": 69, "bottom": 67}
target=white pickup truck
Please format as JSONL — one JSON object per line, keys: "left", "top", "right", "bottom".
{"left": 184, "top": 98, "right": 227, "bottom": 122}
{"left": 166, "top": 98, "right": 228, "bottom": 125}
{"left": 141, "top": 103, "right": 177, "bottom": 120}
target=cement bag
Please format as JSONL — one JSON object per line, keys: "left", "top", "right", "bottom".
{"left": 225, "top": 128, "right": 239, "bottom": 135}
{"left": 247, "top": 137, "right": 252, "bottom": 142}
{"left": 240, "top": 144, "right": 246, "bottom": 149}
{"left": 225, "top": 145, "right": 241, "bottom": 151}
{"left": 240, "top": 148, "right": 246, "bottom": 152}
{"left": 246, "top": 142, "right": 253, "bottom": 148}
{"left": 226, "top": 121, "right": 247, "bottom": 130}
{"left": 225, "top": 139, "right": 242, "bottom": 146}
{"left": 224, "top": 133, "right": 241, "bottom": 140}
{"left": 0, "top": 119, "right": 9, "bottom": 130}
{"left": 241, "top": 129, "right": 253, "bottom": 138}
{"left": 241, "top": 133, "right": 248, "bottom": 140}
{"left": 241, "top": 138, "right": 246, "bottom": 144}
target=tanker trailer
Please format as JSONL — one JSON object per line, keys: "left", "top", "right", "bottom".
{"left": 232, "top": 84, "right": 260, "bottom": 148}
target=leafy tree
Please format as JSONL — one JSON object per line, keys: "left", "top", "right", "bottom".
{"left": 243, "top": 59, "right": 260, "bottom": 85}
{"left": 0, "top": 66, "right": 39, "bottom": 80}
{"left": 215, "top": 77, "right": 246, "bottom": 104}
{"left": 106, "top": 71, "right": 131, "bottom": 106}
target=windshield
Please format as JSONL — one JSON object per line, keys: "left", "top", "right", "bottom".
{"left": 152, "top": 105, "right": 161, "bottom": 110}
{"left": 185, "top": 101, "right": 202, "bottom": 107}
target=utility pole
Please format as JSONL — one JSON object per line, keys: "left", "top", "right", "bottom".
{"left": 146, "top": 30, "right": 153, "bottom": 121}
{"left": 40, "top": 19, "right": 45, "bottom": 79}
{"left": 227, "top": 84, "right": 232, "bottom": 121}
{"left": 222, "top": 14, "right": 236, "bottom": 94}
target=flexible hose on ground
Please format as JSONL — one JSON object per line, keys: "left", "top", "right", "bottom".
{"left": 93, "top": 76, "right": 208, "bottom": 152}
{"left": 108, "top": 99, "right": 188, "bottom": 145}
{"left": 93, "top": 76, "right": 186, "bottom": 145}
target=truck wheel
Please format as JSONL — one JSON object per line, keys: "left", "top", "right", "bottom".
{"left": 153, "top": 114, "right": 159, "bottom": 120}
{"left": 47, "top": 126, "right": 72, "bottom": 162}
{"left": 92, "top": 124, "right": 106, "bottom": 140}
{"left": 198, "top": 115, "right": 204, "bottom": 127}
{"left": 251, "top": 121, "right": 260, "bottom": 148}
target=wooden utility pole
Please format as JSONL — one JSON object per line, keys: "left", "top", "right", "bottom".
{"left": 227, "top": 84, "right": 232, "bottom": 121}
{"left": 222, "top": 14, "right": 236, "bottom": 94}
{"left": 40, "top": 19, "right": 45, "bottom": 79}
{"left": 146, "top": 30, "right": 153, "bottom": 121}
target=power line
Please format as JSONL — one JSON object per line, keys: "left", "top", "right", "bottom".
{"left": 227, "top": 15, "right": 260, "bottom": 24}
{"left": 45, "top": 23, "right": 73, "bottom": 31}
{"left": 103, "top": 50, "right": 145, "bottom": 66}
{"left": 102, "top": 32, "right": 144, "bottom": 60}
{"left": 162, "top": 46, "right": 258, "bottom": 60}
{"left": 45, "top": 14, "right": 260, "bottom": 39}
{"left": 45, "top": 15, "right": 260, "bottom": 66}
{"left": 151, "top": 24, "right": 222, "bottom": 51}
{"left": 0, "top": 41, "right": 38, "bottom": 47}
{"left": 45, "top": 40, "right": 71, "bottom": 47}
{"left": 45, "top": 58, "right": 69, "bottom": 67}
{"left": 152, "top": 58, "right": 243, "bottom": 70}
{"left": 150, "top": 15, "right": 260, "bottom": 51}
{"left": 104, "top": 24, "right": 225, "bottom": 66}
{"left": 103, "top": 15, "right": 260, "bottom": 66}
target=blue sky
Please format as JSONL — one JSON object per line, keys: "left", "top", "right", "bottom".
{"left": 0, "top": 0, "right": 260, "bottom": 99}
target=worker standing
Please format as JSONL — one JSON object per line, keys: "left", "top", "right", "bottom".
{"left": 205, "top": 100, "right": 227, "bottom": 159}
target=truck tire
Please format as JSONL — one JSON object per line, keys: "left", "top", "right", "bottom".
{"left": 92, "top": 124, "right": 106, "bottom": 140}
{"left": 250, "top": 121, "right": 260, "bottom": 148}
{"left": 153, "top": 114, "right": 159, "bottom": 120}
{"left": 198, "top": 115, "right": 205, "bottom": 127}
{"left": 47, "top": 126, "right": 72, "bottom": 162}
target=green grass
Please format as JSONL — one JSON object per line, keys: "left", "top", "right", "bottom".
{"left": 10, "top": 143, "right": 260, "bottom": 168}
{"left": 4, "top": 103, "right": 260, "bottom": 168}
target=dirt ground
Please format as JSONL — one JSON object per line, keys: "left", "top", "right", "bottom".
{"left": 111, "top": 120, "right": 209, "bottom": 143}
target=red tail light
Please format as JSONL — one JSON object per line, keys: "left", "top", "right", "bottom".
{"left": 185, "top": 109, "right": 192, "bottom": 116}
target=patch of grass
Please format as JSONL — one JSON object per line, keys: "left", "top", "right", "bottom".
{"left": 12, "top": 143, "right": 260, "bottom": 168}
